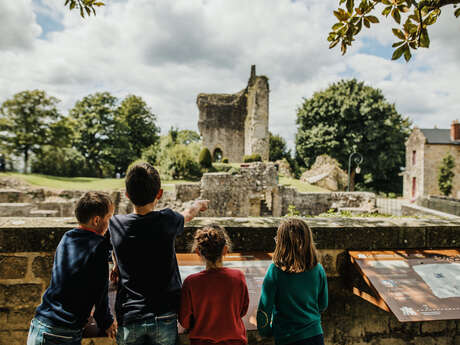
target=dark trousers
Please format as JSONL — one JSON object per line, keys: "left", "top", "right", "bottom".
{"left": 286, "top": 334, "right": 324, "bottom": 345}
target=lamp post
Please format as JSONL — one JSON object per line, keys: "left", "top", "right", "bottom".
{"left": 348, "top": 152, "right": 363, "bottom": 192}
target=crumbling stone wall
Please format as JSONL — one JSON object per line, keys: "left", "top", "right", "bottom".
{"left": 244, "top": 67, "right": 269, "bottom": 161}
{"left": 1, "top": 217, "right": 459, "bottom": 345}
{"left": 197, "top": 65, "right": 269, "bottom": 162}
{"left": 200, "top": 163, "right": 280, "bottom": 217}
{"left": 279, "top": 187, "right": 376, "bottom": 216}
{"left": 0, "top": 164, "right": 376, "bottom": 218}
{"left": 197, "top": 91, "right": 247, "bottom": 162}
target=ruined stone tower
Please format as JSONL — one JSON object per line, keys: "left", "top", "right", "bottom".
{"left": 197, "top": 65, "right": 269, "bottom": 162}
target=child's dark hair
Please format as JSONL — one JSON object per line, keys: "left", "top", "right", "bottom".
{"left": 191, "top": 224, "right": 232, "bottom": 264}
{"left": 273, "top": 218, "right": 319, "bottom": 273}
{"left": 125, "top": 161, "right": 161, "bottom": 206}
{"left": 75, "top": 192, "right": 113, "bottom": 224}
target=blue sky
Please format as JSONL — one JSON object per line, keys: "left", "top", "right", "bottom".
{"left": 0, "top": 0, "right": 459, "bottom": 149}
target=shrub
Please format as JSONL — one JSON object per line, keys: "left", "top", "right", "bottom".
{"left": 199, "top": 147, "right": 213, "bottom": 169}
{"left": 243, "top": 154, "right": 262, "bottom": 163}
{"left": 438, "top": 153, "right": 455, "bottom": 196}
{"left": 168, "top": 145, "right": 202, "bottom": 180}
{"left": 222, "top": 157, "right": 229, "bottom": 163}
{"left": 31, "top": 146, "right": 91, "bottom": 177}
{"left": 141, "top": 144, "right": 160, "bottom": 166}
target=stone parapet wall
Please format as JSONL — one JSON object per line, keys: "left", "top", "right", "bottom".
{"left": 401, "top": 203, "right": 460, "bottom": 220}
{"left": 1, "top": 217, "right": 460, "bottom": 344}
{"left": 417, "top": 195, "right": 460, "bottom": 216}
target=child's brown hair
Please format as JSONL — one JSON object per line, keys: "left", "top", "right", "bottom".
{"left": 75, "top": 191, "right": 113, "bottom": 224}
{"left": 125, "top": 161, "right": 161, "bottom": 206}
{"left": 273, "top": 218, "right": 319, "bottom": 273}
{"left": 191, "top": 224, "right": 232, "bottom": 264}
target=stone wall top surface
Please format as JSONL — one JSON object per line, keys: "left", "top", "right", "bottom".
{"left": 1, "top": 216, "right": 460, "bottom": 253}
{"left": 1, "top": 215, "right": 460, "bottom": 229}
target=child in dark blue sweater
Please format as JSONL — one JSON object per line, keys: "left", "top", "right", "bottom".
{"left": 27, "top": 192, "right": 117, "bottom": 345}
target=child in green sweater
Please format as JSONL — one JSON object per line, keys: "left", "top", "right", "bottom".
{"left": 257, "top": 218, "right": 328, "bottom": 345}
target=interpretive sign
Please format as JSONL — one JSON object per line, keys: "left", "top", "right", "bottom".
{"left": 350, "top": 249, "right": 460, "bottom": 322}
{"left": 84, "top": 252, "right": 272, "bottom": 337}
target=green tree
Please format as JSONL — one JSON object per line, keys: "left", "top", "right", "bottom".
{"left": 269, "top": 132, "right": 290, "bottom": 162}
{"left": 438, "top": 153, "right": 455, "bottom": 196}
{"left": 31, "top": 146, "right": 90, "bottom": 177}
{"left": 295, "top": 79, "right": 411, "bottom": 193}
{"left": 69, "top": 92, "right": 118, "bottom": 177}
{"left": 329, "top": 0, "right": 460, "bottom": 61}
{"left": 177, "top": 130, "right": 201, "bottom": 145}
{"left": 0, "top": 90, "right": 61, "bottom": 173}
{"left": 114, "top": 95, "right": 160, "bottom": 173}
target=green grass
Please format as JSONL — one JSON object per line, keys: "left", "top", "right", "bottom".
{"left": 0, "top": 172, "right": 192, "bottom": 192}
{"left": 279, "top": 176, "right": 329, "bottom": 192}
{"left": 0, "top": 172, "right": 324, "bottom": 193}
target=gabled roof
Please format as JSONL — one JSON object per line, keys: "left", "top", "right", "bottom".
{"left": 420, "top": 128, "right": 460, "bottom": 145}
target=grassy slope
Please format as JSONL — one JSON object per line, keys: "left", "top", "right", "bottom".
{"left": 279, "top": 176, "right": 328, "bottom": 192}
{"left": 0, "top": 172, "right": 327, "bottom": 193}
{"left": 0, "top": 172, "right": 193, "bottom": 192}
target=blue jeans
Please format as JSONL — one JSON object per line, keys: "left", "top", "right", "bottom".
{"left": 116, "top": 312, "right": 178, "bottom": 345}
{"left": 27, "top": 318, "right": 83, "bottom": 345}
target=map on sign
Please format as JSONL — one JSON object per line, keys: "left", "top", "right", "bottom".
{"left": 84, "top": 253, "right": 272, "bottom": 337}
{"left": 413, "top": 263, "right": 460, "bottom": 299}
{"left": 350, "top": 250, "right": 460, "bottom": 322}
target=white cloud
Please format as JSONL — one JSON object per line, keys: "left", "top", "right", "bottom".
{"left": 0, "top": 0, "right": 459, "bottom": 151}
{"left": 0, "top": 0, "right": 41, "bottom": 50}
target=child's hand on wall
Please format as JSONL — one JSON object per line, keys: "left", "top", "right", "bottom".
{"left": 105, "top": 320, "right": 118, "bottom": 339}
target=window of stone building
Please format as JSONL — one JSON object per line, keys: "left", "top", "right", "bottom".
{"left": 412, "top": 150, "right": 416, "bottom": 166}
{"left": 412, "top": 177, "right": 416, "bottom": 199}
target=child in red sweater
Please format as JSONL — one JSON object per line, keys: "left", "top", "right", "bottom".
{"left": 179, "top": 225, "right": 249, "bottom": 345}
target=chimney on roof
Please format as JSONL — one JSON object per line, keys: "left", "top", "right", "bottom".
{"left": 451, "top": 120, "right": 460, "bottom": 141}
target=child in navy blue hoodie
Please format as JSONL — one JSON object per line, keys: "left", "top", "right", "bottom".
{"left": 109, "top": 161, "right": 208, "bottom": 345}
{"left": 27, "top": 192, "right": 117, "bottom": 345}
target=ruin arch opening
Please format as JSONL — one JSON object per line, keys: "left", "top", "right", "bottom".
{"left": 213, "top": 148, "right": 223, "bottom": 162}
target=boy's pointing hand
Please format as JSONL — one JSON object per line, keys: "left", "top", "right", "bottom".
{"left": 195, "top": 199, "right": 209, "bottom": 212}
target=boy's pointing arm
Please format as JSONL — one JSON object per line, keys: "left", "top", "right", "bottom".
{"left": 181, "top": 200, "right": 209, "bottom": 223}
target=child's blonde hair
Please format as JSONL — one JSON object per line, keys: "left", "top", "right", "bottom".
{"left": 273, "top": 218, "right": 319, "bottom": 273}
{"left": 191, "top": 224, "right": 232, "bottom": 264}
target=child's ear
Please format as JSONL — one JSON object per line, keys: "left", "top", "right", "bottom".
{"left": 222, "top": 245, "right": 228, "bottom": 256}
{"left": 155, "top": 189, "right": 163, "bottom": 201}
{"left": 194, "top": 248, "right": 200, "bottom": 256}
{"left": 91, "top": 215, "right": 101, "bottom": 228}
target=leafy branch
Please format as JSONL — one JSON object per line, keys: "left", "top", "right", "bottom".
{"left": 328, "top": 0, "right": 460, "bottom": 61}
{"left": 64, "top": 0, "right": 105, "bottom": 18}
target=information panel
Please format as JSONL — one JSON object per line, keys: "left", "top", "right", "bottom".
{"left": 350, "top": 249, "right": 460, "bottom": 322}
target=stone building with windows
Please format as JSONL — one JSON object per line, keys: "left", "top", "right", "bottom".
{"left": 403, "top": 121, "right": 460, "bottom": 200}
{"left": 197, "top": 65, "right": 269, "bottom": 162}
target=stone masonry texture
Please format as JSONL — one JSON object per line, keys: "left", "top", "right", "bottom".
{"left": 1, "top": 217, "right": 460, "bottom": 344}
{"left": 197, "top": 65, "right": 269, "bottom": 163}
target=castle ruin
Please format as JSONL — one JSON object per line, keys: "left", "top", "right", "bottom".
{"left": 197, "top": 65, "right": 269, "bottom": 162}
